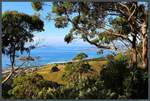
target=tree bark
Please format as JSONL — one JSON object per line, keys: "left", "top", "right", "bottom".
{"left": 141, "top": 21, "right": 148, "bottom": 69}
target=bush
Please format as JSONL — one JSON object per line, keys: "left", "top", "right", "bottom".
{"left": 50, "top": 64, "right": 59, "bottom": 72}
{"left": 79, "top": 62, "right": 92, "bottom": 73}
{"left": 2, "top": 83, "right": 12, "bottom": 99}
{"left": 62, "top": 61, "right": 92, "bottom": 82}
{"left": 8, "top": 73, "right": 61, "bottom": 99}
{"left": 74, "top": 76, "right": 105, "bottom": 99}
{"left": 100, "top": 53, "right": 148, "bottom": 99}
{"left": 100, "top": 57, "right": 129, "bottom": 95}
{"left": 52, "top": 76, "right": 106, "bottom": 99}
{"left": 73, "top": 52, "right": 88, "bottom": 60}
{"left": 123, "top": 67, "right": 148, "bottom": 99}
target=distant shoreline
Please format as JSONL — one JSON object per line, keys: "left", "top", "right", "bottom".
{"left": 2, "top": 57, "right": 106, "bottom": 74}
{"left": 2, "top": 46, "right": 114, "bottom": 69}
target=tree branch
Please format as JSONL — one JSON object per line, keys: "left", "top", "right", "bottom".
{"left": 101, "top": 27, "right": 132, "bottom": 43}
{"left": 84, "top": 35, "right": 111, "bottom": 49}
{"left": 119, "top": 3, "right": 130, "bottom": 12}
{"left": 128, "top": 4, "right": 136, "bottom": 21}
{"left": 2, "top": 61, "right": 27, "bottom": 85}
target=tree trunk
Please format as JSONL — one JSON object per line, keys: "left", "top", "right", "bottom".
{"left": 2, "top": 71, "right": 14, "bottom": 85}
{"left": 141, "top": 21, "right": 148, "bottom": 69}
{"left": 10, "top": 46, "right": 15, "bottom": 73}
{"left": 131, "top": 35, "right": 137, "bottom": 67}
{"left": 131, "top": 48, "right": 137, "bottom": 67}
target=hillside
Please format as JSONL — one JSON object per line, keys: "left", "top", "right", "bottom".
{"left": 35, "top": 58, "right": 107, "bottom": 84}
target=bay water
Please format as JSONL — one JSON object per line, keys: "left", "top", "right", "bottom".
{"left": 2, "top": 45, "right": 113, "bottom": 69}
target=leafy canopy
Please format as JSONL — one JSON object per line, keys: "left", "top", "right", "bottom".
{"left": 2, "top": 11, "right": 44, "bottom": 68}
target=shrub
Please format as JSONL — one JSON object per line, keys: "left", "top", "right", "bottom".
{"left": 79, "top": 62, "right": 92, "bottom": 73}
{"left": 123, "top": 67, "right": 148, "bottom": 99}
{"left": 100, "top": 53, "right": 129, "bottom": 96}
{"left": 53, "top": 76, "right": 106, "bottom": 99}
{"left": 73, "top": 52, "right": 88, "bottom": 60}
{"left": 69, "top": 76, "right": 107, "bottom": 99}
{"left": 8, "top": 73, "right": 61, "bottom": 99}
{"left": 50, "top": 64, "right": 59, "bottom": 72}
{"left": 62, "top": 61, "right": 92, "bottom": 82}
{"left": 2, "top": 83, "right": 12, "bottom": 99}
{"left": 100, "top": 53, "right": 148, "bottom": 99}
{"left": 114, "top": 53, "right": 127, "bottom": 62}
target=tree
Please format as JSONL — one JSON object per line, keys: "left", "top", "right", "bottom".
{"left": 32, "top": 1, "right": 148, "bottom": 69}
{"left": 2, "top": 11, "right": 44, "bottom": 83}
{"left": 138, "top": 5, "right": 148, "bottom": 69}
{"left": 73, "top": 52, "right": 88, "bottom": 60}
{"left": 114, "top": 2, "right": 148, "bottom": 69}
{"left": 51, "top": 2, "right": 148, "bottom": 69}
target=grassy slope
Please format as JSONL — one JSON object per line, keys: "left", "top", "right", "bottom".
{"left": 35, "top": 59, "right": 106, "bottom": 84}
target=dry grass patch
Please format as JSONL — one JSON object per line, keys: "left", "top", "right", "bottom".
{"left": 35, "top": 59, "right": 107, "bottom": 84}
{"left": 36, "top": 64, "right": 66, "bottom": 84}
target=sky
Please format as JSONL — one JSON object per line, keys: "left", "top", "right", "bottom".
{"left": 2, "top": 2, "right": 91, "bottom": 47}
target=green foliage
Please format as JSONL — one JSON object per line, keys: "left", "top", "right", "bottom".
{"left": 73, "top": 52, "right": 88, "bottom": 60}
{"left": 52, "top": 2, "right": 72, "bottom": 16}
{"left": 111, "top": 16, "right": 131, "bottom": 35}
{"left": 2, "top": 11, "right": 44, "bottom": 68}
{"left": 62, "top": 61, "right": 92, "bottom": 82}
{"left": 123, "top": 67, "right": 148, "bottom": 99}
{"left": 49, "top": 2, "right": 148, "bottom": 70}
{"left": 64, "top": 33, "right": 74, "bottom": 43}
{"left": 3, "top": 54, "right": 148, "bottom": 99}
{"left": 101, "top": 54, "right": 129, "bottom": 95}
{"left": 79, "top": 62, "right": 91, "bottom": 73}
{"left": 2, "top": 11, "right": 44, "bottom": 51}
{"left": 97, "top": 30, "right": 118, "bottom": 44}
{"left": 2, "top": 84, "right": 12, "bottom": 99}
{"left": 32, "top": 1, "right": 42, "bottom": 11}
{"left": 46, "top": 76, "right": 106, "bottom": 99}
{"left": 50, "top": 2, "right": 132, "bottom": 51}
{"left": 100, "top": 53, "right": 148, "bottom": 99}
{"left": 61, "top": 53, "right": 146, "bottom": 99}
{"left": 69, "top": 76, "right": 103, "bottom": 99}
{"left": 114, "top": 53, "right": 128, "bottom": 62}
{"left": 54, "top": 16, "right": 68, "bottom": 28}
{"left": 7, "top": 73, "right": 61, "bottom": 99}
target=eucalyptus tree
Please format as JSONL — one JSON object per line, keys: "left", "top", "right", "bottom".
{"left": 32, "top": 1, "right": 148, "bottom": 69}
{"left": 2, "top": 11, "right": 44, "bottom": 73}
{"left": 113, "top": 2, "right": 148, "bottom": 69}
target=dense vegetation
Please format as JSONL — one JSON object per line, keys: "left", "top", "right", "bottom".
{"left": 2, "top": 1, "right": 148, "bottom": 99}
{"left": 3, "top": 73, "right": 62, "bottom": 99}
{"left": 2, "top": 53, "right": 148, "bottom": 99}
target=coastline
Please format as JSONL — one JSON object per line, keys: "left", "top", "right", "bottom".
{"left": 2, "top": 57, "right": 106, "bottom": 74}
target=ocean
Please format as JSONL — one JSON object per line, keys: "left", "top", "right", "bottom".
{"left": 2, "top": 45, "right": 114, "bottom": 69}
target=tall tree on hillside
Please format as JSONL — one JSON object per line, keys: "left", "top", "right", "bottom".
{"left": 2, "top": 11, "right": 44, "bottom": 83}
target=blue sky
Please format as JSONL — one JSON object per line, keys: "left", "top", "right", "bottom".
{"left": 2, "top": 2, "right": 91, "bottom": 47}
